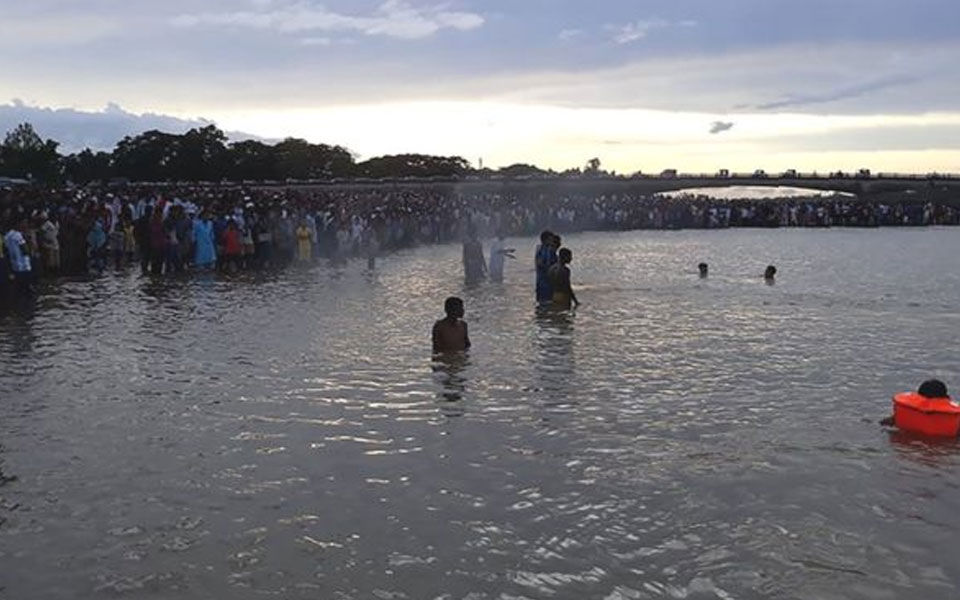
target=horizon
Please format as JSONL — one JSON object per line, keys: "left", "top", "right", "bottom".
{"left": 2, "top": 1, "right": 960, "bottom": 174}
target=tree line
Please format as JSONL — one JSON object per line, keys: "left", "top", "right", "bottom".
{"left": 0, "top": 122, "right": 531, "bottom": 184}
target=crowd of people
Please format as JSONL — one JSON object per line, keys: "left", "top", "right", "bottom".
{"left": 1, "top": 184, "right": 957, "bottom": 295}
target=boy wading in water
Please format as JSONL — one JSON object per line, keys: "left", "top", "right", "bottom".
{"left": 433, "top": 297, "right": 471, "bottom": 353}
{"left": 548, "top": 248, "right": 580, "bottom": 310}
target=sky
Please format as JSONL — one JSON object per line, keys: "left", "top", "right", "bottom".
{"left": 1, "top": 0, "right": 959, "bottom": 173}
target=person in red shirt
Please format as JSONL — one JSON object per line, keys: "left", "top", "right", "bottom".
{"left": 222, "top": 219, "right": 243, "bottom": 272}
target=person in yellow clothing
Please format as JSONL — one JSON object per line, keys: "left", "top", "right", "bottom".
{"left": 296, "top": 220, "right": 312, "bottom": 263}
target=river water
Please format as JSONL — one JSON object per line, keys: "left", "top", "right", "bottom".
{"left": 1, "top": 228, "right": 959, "bottom": 599}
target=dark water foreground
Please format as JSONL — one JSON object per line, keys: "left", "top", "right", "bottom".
{"left": 1, "top": 229, "right": 959, "bottom": 599}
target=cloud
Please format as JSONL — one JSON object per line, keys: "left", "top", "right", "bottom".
{"left": 558, "top": 29, "right": 583, "bottom": 41}
{"left": 608, "top": 19, "right": 671, "bottom": 44}
{"left": 0, "top": 101, "right": 266, "bottom": 153}
{"left": 172, "top": 0, "right": 485, "bottom": 41}
{"left": 753, "top": 74, "right": 922, "bottom": 111}
{"left": 606, "top": 18, "right": 695, "bottom": 44}
{"left": 478, "top": 41, "right": 960, "bottom": 116}
{"left": 300, "top": 36, "right": 333, "bottom": 46}
{"left": 709, "top": 121, "right": 734, "bottom": 134}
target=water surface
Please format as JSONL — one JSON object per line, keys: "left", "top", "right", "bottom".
{"left": 1, "top": 229, "right": 959, "bottom": 599}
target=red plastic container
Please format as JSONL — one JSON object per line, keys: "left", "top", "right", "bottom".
{"left": 893, "top": 392, "right": 960, "bottom": 437}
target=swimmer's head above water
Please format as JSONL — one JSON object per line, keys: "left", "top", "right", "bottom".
{"left": 919, "top": 379, "right": 949, "bottom": 399}
{"left": 764, "top": 265, "right": 777, "bottom": 280}
{"left": 698, "top": 263, "right": 708, "bottom": 277}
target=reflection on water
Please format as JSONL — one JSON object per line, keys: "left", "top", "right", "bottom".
{"left": 887, "top": 430, "right": 960, "bottom": 467}
{"left": 534, "top": 309, "right": 577, "bottom": 408}
{"left": 432, "top": 353, "right": 469, "bottom": 408}
{"left": 1, "top": 229, "right": 960, "bottom": 599}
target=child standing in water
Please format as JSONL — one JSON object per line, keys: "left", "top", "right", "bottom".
{"left": 433, "top": 297, "right": 471, "bottom": 353}
{"left": 548, "top": 248, "right": 580, "bottom": 310}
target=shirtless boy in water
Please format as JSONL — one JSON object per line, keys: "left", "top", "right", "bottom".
{"left": 548, "top": 248, "right": 580, "bottom": 310}
{"left": 433, "top": 297, "right": 471, "bottom": 353}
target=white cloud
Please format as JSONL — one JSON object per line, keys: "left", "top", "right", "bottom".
{"left": 172, "top": 0, "right": 484, "bottom": 40}
{"left": 608, "top": 19, "right": 671, "bottom": 44}
{"left": 558, "top": 29, "right": 583, "bottom": 41}
{"left": 300, "top": 36, "right": 333, "bottom": 46}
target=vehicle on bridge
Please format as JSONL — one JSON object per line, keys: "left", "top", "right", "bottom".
{"left": 660, "top": 169, "right": 678, "bottom": 179}
{"left": 857, "top": 169, "right": 872, "bottom": 179}
{"left": 782, "top": 169, "right": 798, "bottom": 178}
{"left": 753, "top": 169, "right": 768, "bottom": 179}
{"left": 716, "top": 169, "right": 730, "bottom": 178}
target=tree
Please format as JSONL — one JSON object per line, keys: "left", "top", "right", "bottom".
{"left": 357, "top": 154, "right": 470, "bottom": 178}
{"left": 0, "top": 123, "right": 61, "bottom": 181}
{"left": 112, "top": 130, "right": 181, "bottom": 181}
{"left": 63, "top": 149, "right": 115, "bottom": 184}
{"left": 168, "top": 125, "right": 229, "bottom": 181}
{"left": 227, "top": 140, "right": 278, "bottom": 181}
{"left": 584, "top": 157, "right": 602, "bottom": 175}
{"left": 498, "top": 163, "right": 550, "bottom": 178}
{"left": 273, "top": 138, "right": 355, "bottom": 180}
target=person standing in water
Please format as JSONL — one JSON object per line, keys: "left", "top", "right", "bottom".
{"left": 87, "top": 219, "right": 108, "bottom": 274}
{"left": 535, "top": 231, "right": 559, "bottom": 304}
{"left": 433, "top": 297, "right": 471, "bottom": 353}
{"left": 548, "top": 248, "right": 580, "bottom": 310}
{"left": 698, "top": 263, "right": 708, "bottom": 278}
{"left": 463, "top": 227, "right": 487, "bottom": 283}
{"left": 363, "top": 227, "right": 380, "bottom": 270}
{"left": 488, "top": 231, "right": 515, "bottom": 282}
{"left": 193, "top": 210, "right": 217, "bottom": 270}
{"left": 296, "top": 219, "right": 312, "bottom": 263}
{"left": 4, "top": 218, "right": 34, "bottom": 295}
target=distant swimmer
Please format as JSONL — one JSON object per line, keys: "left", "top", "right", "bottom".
{"left": 433, "top": 297, "right": 471, "bottom": 353}
{"left": 698, "top": 263, "right": 709, "bottom": 278}
{"left": 764, "top": 265, "right": 777, "bottom": 283}
{"left": 882, "top": 379, "right": 960, "bottom": 436}
{"left": 548, "top": 248, "right": 580, "bottom": 310}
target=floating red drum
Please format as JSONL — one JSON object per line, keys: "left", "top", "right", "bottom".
{"left": 893, "top": 392, "right": 960, "bottom": 437}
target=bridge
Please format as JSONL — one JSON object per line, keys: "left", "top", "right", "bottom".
{"left": 278, "top": 173, "right": 960, "bottom": 198}
{"left": 610, "top": 174, "right": 960, "bottom": 196}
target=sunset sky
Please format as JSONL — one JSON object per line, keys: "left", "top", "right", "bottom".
{"left": 2, "top": 0, "right": 959, "bottom": 173}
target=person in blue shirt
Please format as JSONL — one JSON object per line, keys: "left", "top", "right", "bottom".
{"left": 193, "top": 210, "right": 217, "bottom": 269}
{"left": 86, "top": 219, "right": 108, "bottom": 274}
{"left": 535, "top": 231, "right": 559, "bottom": 305}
